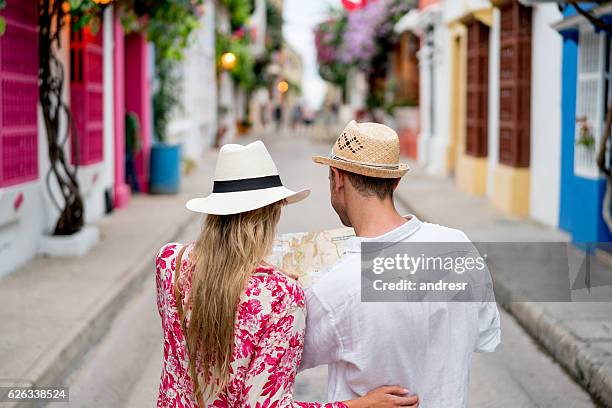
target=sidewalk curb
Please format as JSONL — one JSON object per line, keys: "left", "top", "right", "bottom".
{"left": 496, "top": 287, "right": 612, "bottom": 407}
{"left": 395, "top": 193, "right": 612, "bottom": 407}
{"left": 13, "top": 210, "right": 197, "bottom": 408}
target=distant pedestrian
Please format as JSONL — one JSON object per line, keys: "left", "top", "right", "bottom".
{"left": 291, "top": 104, "right": 303, "bottom": 129}
{"left": 274, "top": 104, "right": 282, "bottom": 130}
{"left": 125, "top": 112, "right": 141, "bottom": 193}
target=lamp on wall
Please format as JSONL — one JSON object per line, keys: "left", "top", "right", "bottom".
{"left": 92, "top": 0, "right": 114, "bottom": 10}
{"left": 277, "top": 80, "right": 289, "bottom": 94}
{"left": 221, "top": 52, "right": 237, "bottom": 70}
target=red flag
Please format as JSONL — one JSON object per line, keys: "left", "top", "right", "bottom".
{"left": 342, "top": 0, "right": 368, "bottom": 12}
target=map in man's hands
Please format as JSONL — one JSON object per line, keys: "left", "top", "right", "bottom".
{"left": 268, "top": 227, "right": 355, "bottom": 286}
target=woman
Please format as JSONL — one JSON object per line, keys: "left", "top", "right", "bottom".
{"left": 156, "top": 141, "right": 418, "bottom": 407}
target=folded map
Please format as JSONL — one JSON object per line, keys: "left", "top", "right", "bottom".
{"left": 268, "top": 227, "right": 355, "bottom": 286}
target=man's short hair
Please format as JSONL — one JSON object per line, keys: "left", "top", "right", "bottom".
{"left": 332, "top": 168, "right": 398, "bottom": 200}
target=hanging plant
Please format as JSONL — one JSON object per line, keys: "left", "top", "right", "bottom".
{"left": 576, "top": 116, "right": 596, "bottom": 149}
{"left": 265, "top": 0, "right": 282, "bottom": 53}
{"left": 216, "top": 29, "right": 256, "bottom": 90}
{"left": 220, "top": 0, "right": 254, "bottom": 30}
{"left": 115, "top": 1, "right": 205, "bottom": 141}
{"left": 340, "top": 0, "right": 414, "bottom": 70}
{"left": 314, "top": 11, "right": 349, "bottom": 91}
{"left": 119, "top": 0, "right": 204, "bottom": 61}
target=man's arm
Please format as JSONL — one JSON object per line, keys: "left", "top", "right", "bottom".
{"left": 299, "top": 286, "right": 342, "bottom": 371}
{"left": 475, "top": 301, "right": 501, "bottom": 352}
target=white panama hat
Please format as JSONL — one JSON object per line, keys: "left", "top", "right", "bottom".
{"left": 186, "top": 140, "right": 310, "bottom": 215}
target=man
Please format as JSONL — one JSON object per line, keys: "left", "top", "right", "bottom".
{"left": 300, "top": 120, "right": 501, "bottom": 407}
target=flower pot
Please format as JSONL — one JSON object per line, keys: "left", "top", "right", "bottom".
{"left": 39, "top": 226, "right": 100, "bottom": 257}
{"left": 149, "top": 142, "right": 182, "bottom": 194}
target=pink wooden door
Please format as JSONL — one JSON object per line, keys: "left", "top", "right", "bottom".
{"left": 70, "top": 22, "right": 104, "bottom": 165}
{"left": 0, "top": 1, "right": 39, "bottom": 187}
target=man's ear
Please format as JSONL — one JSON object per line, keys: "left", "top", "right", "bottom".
{"left": 330, "top": 167, "right": 344, "bottom": 192}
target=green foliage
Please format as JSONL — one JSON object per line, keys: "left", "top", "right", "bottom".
{"left": 265, "top": 0, "right": 283, "bottom": 53}
{"left": 119, "top": 0, "right": 204, "bottom": 62}
{"left": 250, "top": 1, "right": 283, "bottom": 90}
{"left": 318, "top": 61, "right": 348, "bottom": 89}
{"left": 216, "top": 30, "right": 256, "bottom": 90}
{"left": 0, "top": 0, "right": 6, "bottom": 36}
{"left": 119, "top": 1, "right": 204, "bottom": 141}
{"left": 67, "top": 0, "right": 203, "bottom": 61}
{"left": 366, "top": 90, "right": 385, "bottom": 111}
{"left": 66, "top": 0, "right": 103, "bottom": 32}
{"left": 220, "top": 0, "right": 254, "bottom": 30}
{"left": 286, "top": 79, "right": 302, "bottom": 95}
{"left": 153, "top": 57, "right": 182, "bottom": 142}
{"left": 576, "top": 120, "right": 596, "bottom": 149}
{"left": 314, "top": 10, "right": 349, "bottom": 92}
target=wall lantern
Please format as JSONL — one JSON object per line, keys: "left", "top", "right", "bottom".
{"left": 277, "top": 80, "right": 289, "bottom": 94}
{"left": 221, "top": 52, "right": 237, "bottom": 70}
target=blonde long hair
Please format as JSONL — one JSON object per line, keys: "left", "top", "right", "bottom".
{"left": 186, "top": 200, "right": 283, "bottom": 399}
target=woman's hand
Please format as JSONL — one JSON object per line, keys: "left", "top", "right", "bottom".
{"left": 343, "top": 386, "right": 419, "bottom": 408}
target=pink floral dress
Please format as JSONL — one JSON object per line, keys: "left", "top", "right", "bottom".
{"left": 156, "top": 243, "right": 348, "bottom": 408}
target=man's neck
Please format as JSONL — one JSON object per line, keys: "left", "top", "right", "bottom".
{"left": 348, "top": 198, "right": 407, "bottom": 238}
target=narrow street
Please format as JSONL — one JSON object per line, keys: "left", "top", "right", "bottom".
{"left": 59, "top": 134, "right": 595, "bottom": 407}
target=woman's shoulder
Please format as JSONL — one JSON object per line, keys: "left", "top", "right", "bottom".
{"left": 157, "top": 242, "right": 195, "bottom": 261}
{"left": 155, "top": 242, "right": 195, "bottom": 283}
{"left": 246, "top": 264, "right": 306, "bottom": 310}
{"left": 156, "top": 242, "right": 181, "bottom": 271}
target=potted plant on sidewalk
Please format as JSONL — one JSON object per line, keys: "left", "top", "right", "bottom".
{"left": 150, "top": 55, "right": 182, "bottom": 194}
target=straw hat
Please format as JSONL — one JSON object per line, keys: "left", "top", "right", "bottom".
{"left": 186, "top": 141, "right": 310, "bottom": 215}
{"left": 312, "top": 120, "right": 409, "bottom": 178}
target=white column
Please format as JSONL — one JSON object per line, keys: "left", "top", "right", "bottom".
{"left": 417, "top": 44, "right": 433, "bottom": 166}
{"left": 529, "top": 4, "right": 562, "bottom": 226}
{"left": 429, "top": 21, "right": 452, "bottom": 175}
{"left": 486, "top": 8, "right": 500, "bottom": 197}
{"left": 103, "top": 6, "right": 115, "bottom": 197}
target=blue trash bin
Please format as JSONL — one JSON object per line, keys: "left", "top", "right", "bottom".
{"left": 149, "top": 143, "right": 181, "bottom": 194}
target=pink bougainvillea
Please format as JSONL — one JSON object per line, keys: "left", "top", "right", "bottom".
{"left": 315, "top": 0, "right": 415, "bottom": 76}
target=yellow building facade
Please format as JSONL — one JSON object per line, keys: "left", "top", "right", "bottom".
{"left": 443, "top": 0, "right": 531, "bottom": 216}
{"left": 446, "top": 3, "right": 493, "bottom": 197}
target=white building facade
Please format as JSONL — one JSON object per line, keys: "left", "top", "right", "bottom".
{"left": 168, "top": 0, "right": 218, "bottom": 157}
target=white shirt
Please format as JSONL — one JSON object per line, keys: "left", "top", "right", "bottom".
{"left": 300, "top": 216, "right": 501, "bottom": 408}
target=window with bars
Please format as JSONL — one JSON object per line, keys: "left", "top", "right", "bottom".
{"left": 574, "top": 28, "right": 612, "bottom": 179}
{"left": 0, "top": 1, "right": 39, "bottom": 187}
{"left": 70, "top": 22, "right": 104, "bottom": 166}
{"left": 465, "top": 19, "right": 490, "bottom": 158}
{"left": 498, "top": 1, "right": 532, "bottom": 168}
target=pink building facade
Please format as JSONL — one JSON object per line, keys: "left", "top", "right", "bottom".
{"left": 0, "top": 1, "right": 38, "bottom": 188}
{"left": 124, "top": 33, "right": 152, "bottom": 194}
{"left": 113, "top": 12, "right": 153, "bottom": 203}
{"left": 0, "top": 1, "right": 154, "bottom": 276}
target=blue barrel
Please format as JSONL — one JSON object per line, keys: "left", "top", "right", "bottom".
{"left": 149, "top": 143, "right": 181, "bottom": 194}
